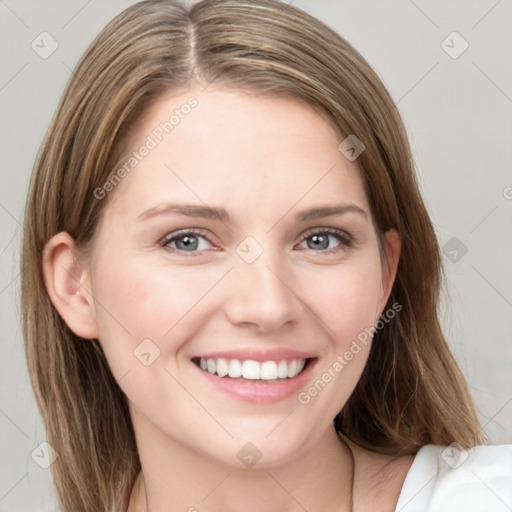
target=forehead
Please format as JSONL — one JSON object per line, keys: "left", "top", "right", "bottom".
{"left": 105, "top": 88, "right": 370, "bottom": 226}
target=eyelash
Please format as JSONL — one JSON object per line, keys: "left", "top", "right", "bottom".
{"left": 159, "top": 227, "right": 353, "bottom": 256}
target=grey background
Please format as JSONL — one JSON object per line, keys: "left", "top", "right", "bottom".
{"left": 1, "top": 0, "right": 511, "bottom": 510}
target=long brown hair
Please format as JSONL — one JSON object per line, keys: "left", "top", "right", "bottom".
{"left": 21, "top": 0, "right": 484, "bottom": 510}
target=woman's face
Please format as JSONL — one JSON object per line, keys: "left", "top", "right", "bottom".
{"left": 84, "top": 88, "right": 398, "bottom": 468}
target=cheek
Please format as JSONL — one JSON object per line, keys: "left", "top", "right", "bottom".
{"left": 300, "top": 255, "right": 384, "bottom": 346}
{"left": 294, "top": 257, "right": 383, "bottom": 417}
{"left": 89, "top": 254, "right": 223, "bottom": 372}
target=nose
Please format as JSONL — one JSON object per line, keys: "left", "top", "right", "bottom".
{"left": 223, "top": 247, "right": 305, "bottom": 333}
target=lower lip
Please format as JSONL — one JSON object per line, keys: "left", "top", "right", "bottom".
{"left": 192, "top": 359, "right": 317, "bottom": 404}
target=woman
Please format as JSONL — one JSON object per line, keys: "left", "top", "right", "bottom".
{"left": 21, "top": 0, "right": 511, "bottom": 511}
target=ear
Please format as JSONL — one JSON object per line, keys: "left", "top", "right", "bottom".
{"left": 377, "top": 229, "right": 401, "bottom": 317}
{"left": 42, "top": 232, "right": 99, "bottom": 339}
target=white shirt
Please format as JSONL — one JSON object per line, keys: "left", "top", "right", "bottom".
{"left": 395, "top": 444, "right": 512, "bottom": 511}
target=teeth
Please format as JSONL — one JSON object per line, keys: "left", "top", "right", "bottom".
{"left": 277, "top": 360, "right": 288, "bottom": 378}
{"left": 207, "top": 359, "right": 216, "bottom": 374}
{"left": 216, "top": 358, "right": 229, "bottom": 377}
{"left": 198, "top": 357, "right": 307, "bottom": 380}
{"left": 287, "top": 359, "right": 298, "bottom": 378}
{"left": 228, "top": 359, "right": 242, "bottom": 378}
{"left": 260, "top": 361, "right": 277, "bottom": 380}
{"left": 242, "top": 360, "right": 260, "bottom": 379}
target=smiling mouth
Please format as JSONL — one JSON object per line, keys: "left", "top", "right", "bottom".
{"left": 192, "top": 357, "right": 312, "bottom": 383}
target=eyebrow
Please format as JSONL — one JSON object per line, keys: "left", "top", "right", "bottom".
{"left": 136, "top": 202, "right": 368, "bottom": 223}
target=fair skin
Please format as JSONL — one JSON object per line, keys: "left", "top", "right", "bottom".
{"left": 43, "top": 88, "right": 413, "bottom": 511}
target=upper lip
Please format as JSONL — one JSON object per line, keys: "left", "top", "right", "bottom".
{"left": 193, "top": 348, "right": 316, "bottom": 362}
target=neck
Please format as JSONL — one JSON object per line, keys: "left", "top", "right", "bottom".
{"left": 128, "top": 419, "right": 354, "bottom": 512}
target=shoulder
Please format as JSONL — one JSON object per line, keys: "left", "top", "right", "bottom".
{"left": 396, "top": 443, "right": 512, "bottom": 512}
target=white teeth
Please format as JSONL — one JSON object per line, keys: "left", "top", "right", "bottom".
{"left": 197, "top": 357, "right": 307, "bottom": 380}
{"left": 216, "top": 358, "right": 229, "bottom": 377}
{"left": 207, "top": 359, "right": 216, "bottom": 374}
{"left": 287, "top": 359, "right": 298, "bottom": 378}
{"left": 228, "top": 359, "right": 242, "bottom": 378}
{"left": 260, "top": 361, "right": 277, "bottom": 380}
{"left": 277, "top": 360, "right": 288, "bottom": 378}
{"left": 242, "top": 360, "right": 260, "bottom": 380}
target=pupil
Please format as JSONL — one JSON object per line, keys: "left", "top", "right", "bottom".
{"left": 309, "top": 234, "right": 329, "bottom": 250}
{"left": 177, "top": 235, "right": 198, "bottom": 251}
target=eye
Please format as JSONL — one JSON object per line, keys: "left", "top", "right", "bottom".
{"left": 297, "top": 228, "right": 353, "bottom": 253}
{"left": 160, "top": 230, "right": 214, "bottom": 254}
{"left": 159, "top": 228, "right": 353, "bottom": 256}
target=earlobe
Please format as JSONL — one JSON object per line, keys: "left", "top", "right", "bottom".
{"left": 378, "top": 229, "right": 401, "bottom": 316}
{"left": 42, "top": 232, "right": 99, "bottom": 339}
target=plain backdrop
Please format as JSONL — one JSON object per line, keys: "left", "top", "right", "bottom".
{"left": 0, "top": 0, "right": 511, "bottom": 510}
